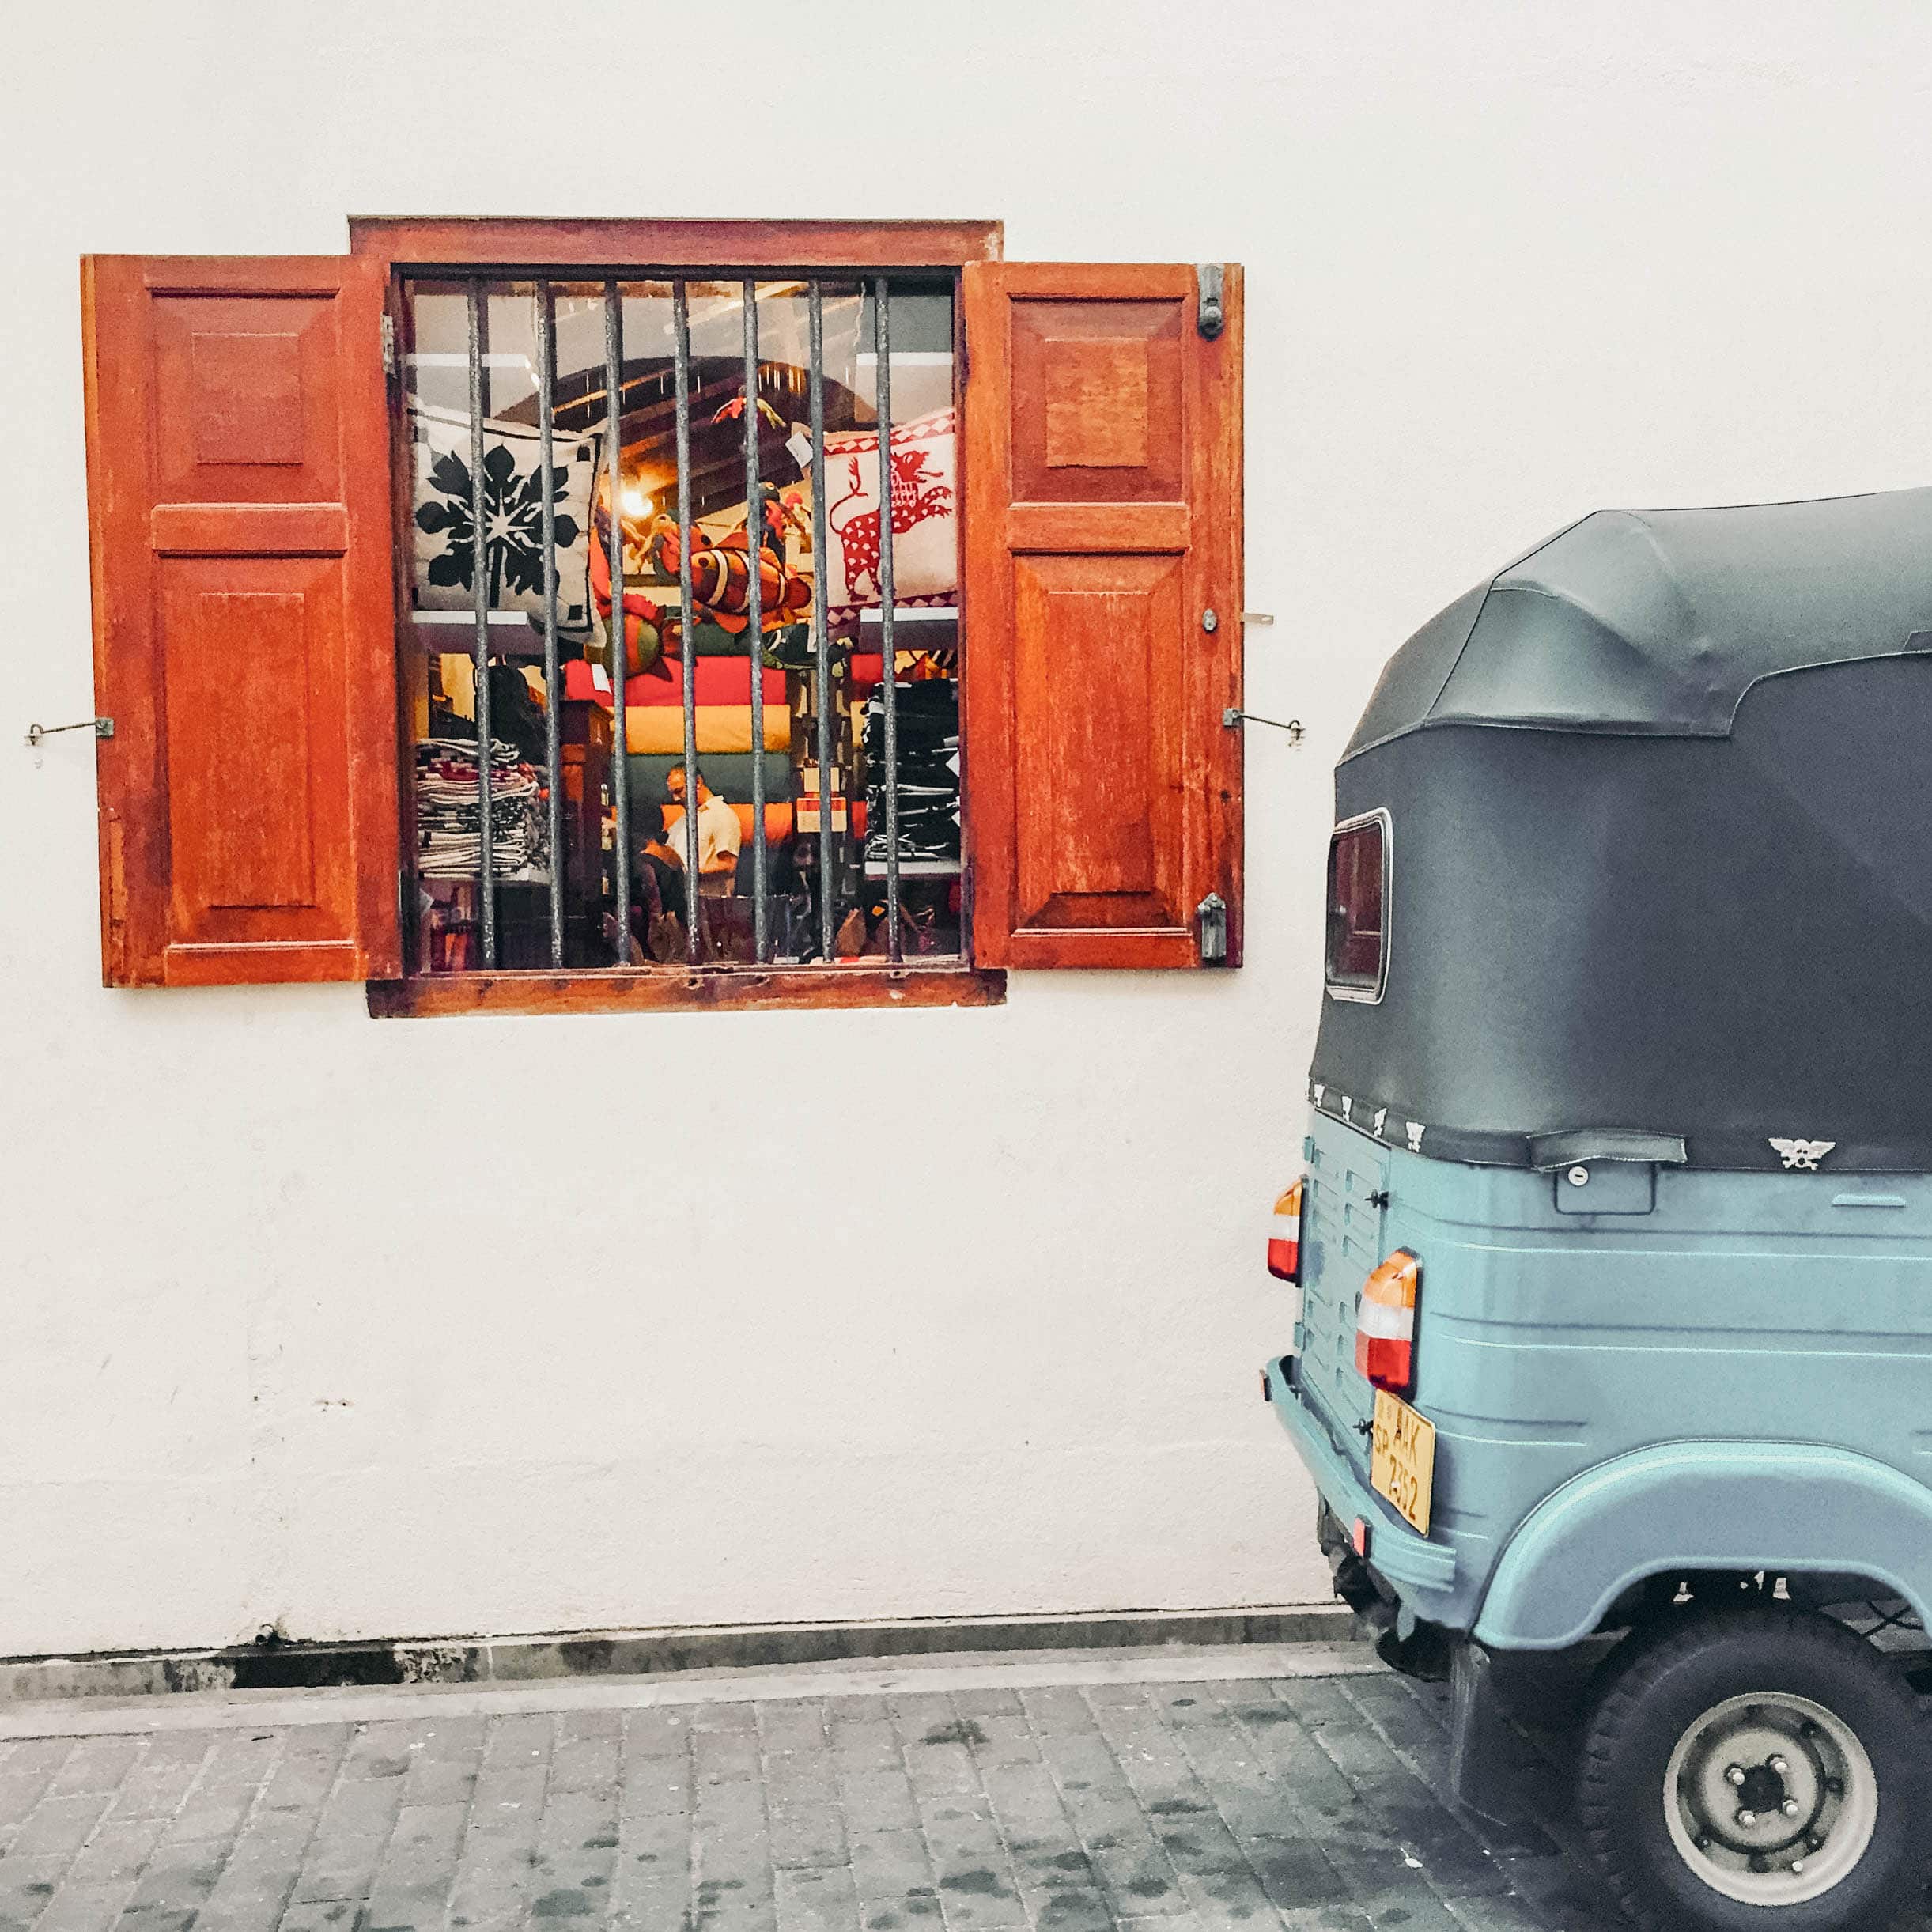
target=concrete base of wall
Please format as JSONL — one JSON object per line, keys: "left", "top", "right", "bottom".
{"left": 0, "top": 1603, "right": 1355, "bottom": 1705}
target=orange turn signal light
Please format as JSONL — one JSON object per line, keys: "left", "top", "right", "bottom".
{"left": 1268, "top": 1180, "right": 1305, "bottom": 1282}
{"left": 1355, "top": 1249, "right": 1420, "bottom": 1394}
{"left": 1361, "top": 1250, "right": 1419, "bottom": 1312}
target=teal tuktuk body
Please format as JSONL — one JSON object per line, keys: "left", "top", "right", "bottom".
{"left": 1267, "top": 489, "right": 1932, "bottom": 1932}
{"left": 1271, "top": 1113, "right": 1932, "bottom": 1647}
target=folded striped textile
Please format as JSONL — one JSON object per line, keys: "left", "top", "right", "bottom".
{"left": 414, "top": 736, "right": 549, "bottom": 879}
{"left": 627, "top": 705, "right": 790, "bottom": 756}
{"left": 627, "top": 751, "right": 792, "bottom": 808}
{"left": 631, "top": 664, "right": 787, "bottom": 708}
{"left": 565, "top": 658, "right": 787, "bottom": 709}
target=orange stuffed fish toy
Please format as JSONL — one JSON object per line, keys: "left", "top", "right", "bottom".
{"left": 660, "top": 521, "right": 813, "bottom": 637}
{"left": 591, "top": 481, "right": 815, "bottom": 676}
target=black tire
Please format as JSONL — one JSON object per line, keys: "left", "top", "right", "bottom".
{"left": 1577, "top": 1605, "right": 1931, "bottom": 1932}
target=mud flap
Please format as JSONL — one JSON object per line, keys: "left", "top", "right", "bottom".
{"left": 1446, "top": 1640, "right": 1522, "bottom": 1827}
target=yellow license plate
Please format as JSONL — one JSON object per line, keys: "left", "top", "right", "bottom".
{"left": 1369, "top": 1389, "right": 1436, "bottom": 1535}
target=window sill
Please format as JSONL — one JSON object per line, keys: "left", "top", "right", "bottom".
{"left": 365, "top": 964, "right": 1006, "bottom": 1019}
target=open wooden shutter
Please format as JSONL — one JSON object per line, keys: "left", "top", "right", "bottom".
{"left": 82, "top": 255, "right": 400, "bottom": 985}
{"left": 961, "top": 262, "right": 1242, "bottom": 968}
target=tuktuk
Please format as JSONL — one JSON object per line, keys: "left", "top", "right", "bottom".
{"left": 1265, "top": 487, "right": 1932, "bottom": 1931}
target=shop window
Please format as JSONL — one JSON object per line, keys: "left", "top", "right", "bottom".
{"left": 399, "top": 275, "right": 966, "bottom": 978}
{"left": 80, "top": 224, "right": 1246, "bottom": 1012}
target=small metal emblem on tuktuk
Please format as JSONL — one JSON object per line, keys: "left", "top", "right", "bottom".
{"left": 1769, "top": 1138, "right": 1836, "bottom": 1171}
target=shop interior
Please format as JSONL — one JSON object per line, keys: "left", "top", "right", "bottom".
{"left": 400, "top": 278, "right": 962, "bottom": 972}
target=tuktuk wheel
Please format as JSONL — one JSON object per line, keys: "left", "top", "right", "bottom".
{"left": 1577, "top": 1606, "right": 1930, "bottom": 1931}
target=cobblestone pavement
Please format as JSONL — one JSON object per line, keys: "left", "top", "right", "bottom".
{"left": 0, "top": 1648, "right": 1877, "bottom": 1932}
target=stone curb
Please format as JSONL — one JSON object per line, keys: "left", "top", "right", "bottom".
{"left": 0, "top": 1640, "right": 1383, "bottom": 1740}
{"left": 0, "top": 1601, "right": 1355, "bottom": 1705}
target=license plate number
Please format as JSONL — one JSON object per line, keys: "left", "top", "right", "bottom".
{"left": 1369, "top": 1389, "right": 1436, "bottom": 1535}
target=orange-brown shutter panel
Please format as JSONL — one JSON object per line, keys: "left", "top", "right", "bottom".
{"left": 962, "top": 262, "right": 1242, "bottom": 968}
{"left": 82, "top": 256, "right": 400, "bottom": 985}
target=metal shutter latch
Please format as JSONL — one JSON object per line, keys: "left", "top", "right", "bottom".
{"left": 1196, "top": 264, "right": 1225, "bottom": 340}
{"left": 1197, "top": 892, "right": 1229, "bottom": 963}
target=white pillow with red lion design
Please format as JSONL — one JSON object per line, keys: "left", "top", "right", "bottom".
{"left": 819, "top": 407, "right": 958, "bottom": 625}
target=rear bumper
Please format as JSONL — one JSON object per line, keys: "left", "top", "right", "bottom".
{"left": 1264, "top": 1354, "right": 1465, "bottom": 1620}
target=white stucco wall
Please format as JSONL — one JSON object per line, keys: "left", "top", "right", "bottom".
{"left": 4, "top": 2, "right": 1930, "bottom": 1658}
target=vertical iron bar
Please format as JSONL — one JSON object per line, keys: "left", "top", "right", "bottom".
{"left": 808, "top": 285, "right": 834, "bottom": 960}
{"left": 874, "top": 279, "right": 902, "bottom": 964}
{"left": 603, "top": 282, "right": 632, "bottom": 954}
{"left": 741, "top": 278, "right": 767, "bottom": 961}
{"left": 535, "top": 280, "right": 565, "bottom": 967}
{"left": 673, "top": 282, "right": 701, "bottom": 962}
{"left": 466, "top": 278, "right": 497, "bottom": 967}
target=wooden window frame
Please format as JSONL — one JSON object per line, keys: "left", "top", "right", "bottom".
{"left": 354, "top": 217, "right": 1006, "bottom": 1018}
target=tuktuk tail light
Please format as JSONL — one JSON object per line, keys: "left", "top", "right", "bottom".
{"left": 1268, "top": 1181, "right": 1305, "bottom": 1283}
{"left": 1354, "top": 1250, "right": 1420, "bottom": 1394}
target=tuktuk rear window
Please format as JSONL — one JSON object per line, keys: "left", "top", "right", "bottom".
{"left": 1325, "top": 811, "right": 1388, "bottom": 1001}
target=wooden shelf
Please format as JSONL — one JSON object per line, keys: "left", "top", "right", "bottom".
{"left": 857, "top": 605, "right": 958, "bottom": 654}
{"left": 409, "top": 612, "right": 592, "bottom": 659}
{"left": 864, "top": 858, "right": 961, "bottom": 878}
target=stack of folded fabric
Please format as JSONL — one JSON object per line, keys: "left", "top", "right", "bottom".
{"left": 416, "top": 735, "right": 549, "bottom": 879}
{"left": 862, "top": 680, "right": 959, "bottom": 868}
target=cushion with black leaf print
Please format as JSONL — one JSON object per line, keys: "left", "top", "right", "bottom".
{"left": 410, "top": 403, "right": 601, "bottom": 632}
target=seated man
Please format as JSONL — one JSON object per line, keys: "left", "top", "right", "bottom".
{"left": 602, "top": 801, "right": 691, "bottom": 966}
{"left": 633, "top": 800, "right": 688, "bottom": 931}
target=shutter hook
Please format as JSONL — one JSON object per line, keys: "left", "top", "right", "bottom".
{"left": 25, "top": 716, "right": 113, "bottom": 748}
{"left": 1223, "top": 708, "right": 1302, "bottom": 743}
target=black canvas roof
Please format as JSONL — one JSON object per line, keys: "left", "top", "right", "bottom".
{"left": 1347, "top": 486, "right": 1932, "bottom": 758}
{"left": 1314, "top": 486, "right": 1932, "bottom": 1174}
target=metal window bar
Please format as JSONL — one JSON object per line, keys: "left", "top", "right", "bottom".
{"left": 466, "top": 279, "right": 497, "bottom": 968}
{"left": 872, "top": 279, "right": 902, "bottom": 964}
{"left": 807, "top": 286, "right": 834, "bottom": 960}
{"left": 534, "top": 281, "right": 565, "bottom": 967}
{"left": 672, "top": 282, "right": 701, "bottom": 962}
{"left": 436, "top": 271, "right": 932, "bottom": 974}
{"left": 742, "top": 279, "right": 767, "bottom": 961}
{"left": 603, "top": 282, "right": 633, "bottom": 952}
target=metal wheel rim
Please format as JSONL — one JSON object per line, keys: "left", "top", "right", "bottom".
{"left": 1663, "top": 1689, "right": 1878, "bottom": 1906}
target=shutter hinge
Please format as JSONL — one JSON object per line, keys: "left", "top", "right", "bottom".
{"left": 1196, "top": 891, "right": 1229, "bottom": 964}
{"left": 380, "top": 312, "right": 398, "bottom": 380}
{"left": 1196, "top": 264, "right": 1226, "bottom": 341}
